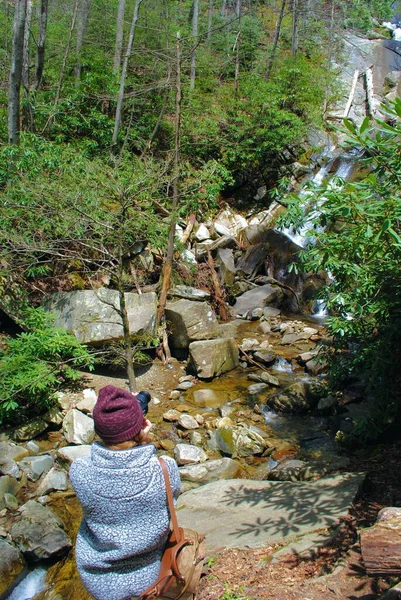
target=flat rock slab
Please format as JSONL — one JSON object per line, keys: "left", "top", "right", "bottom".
{"left": 176, "top": 472, "right": 365, "bottom": 553}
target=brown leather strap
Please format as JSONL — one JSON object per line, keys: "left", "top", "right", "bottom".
{"left": 159, "top": 457, "right": 180, "bottom": 536}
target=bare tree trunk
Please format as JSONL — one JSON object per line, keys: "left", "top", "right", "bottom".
{"left": 234, "top": 0, "right": 241, "bottom": 97}
{"left": 33, "top": 0, "right": 48, "bottom": 91}
{"left": 22, "top": 0, "right": 32, "bottom": 92}
{"left": 117, "top": 221, "right": 136, "bottom": 392}
{"left": 8, "top": 0, "right": 27, "bottom": 145}
{"left": 266, "top": 0, "right": 286, "bottom": 80}
{"left": 21, "top": 0, "right": 33, "bottom": 131}
{"left": 75, "top": 0, "right": 92, "bottom": 83}
{"left": 156, "top": 32, "right": 182, "bottom": 328}
{"left": 190, "top": 0, "right": 199, "bottom": 90}
{"left": 54, "top": 0, "right": 79, "bottom": 108}
{"left": 113, "top": 0, "right": 126, "bottom": 73}
{"left": 291, "top": 0, "right": 299, "bottom": 57}
{"left": 111, "top": 0, "right": 144, "bottom": 150}
{"left": 221, "top": 0, "right": 226, "bottom": 17}
{"left": 207, "top": 0, "right": 213, "bottom": 42}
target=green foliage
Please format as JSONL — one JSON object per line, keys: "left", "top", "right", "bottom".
{"left": 0, "top": 307, "right": 94, "bottom": 425}
{"left": 278, "top": 99, "right": 401, "bottom": 440}
{"left": 339, "top": 0, "right": 393, "bottom": 31}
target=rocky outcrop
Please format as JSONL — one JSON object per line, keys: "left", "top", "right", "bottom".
{"left": 44, "top": 288, "right": 157, "bottom": 344}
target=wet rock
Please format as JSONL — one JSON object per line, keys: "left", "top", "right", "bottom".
{"left": 169, "top": 390, "right": 181, "bottom": 400}
{"left": 36, "top": 468, "right": 69, "bottom": 496}
{"left": 263, "top": 307, "right": 281, "bottom": 317}
{"left": 174, "top": 444, "right": 207, "bottom": 465}
{"left": 178, "top": 457, "right": 243, "bottom": 483}
{"left": 253, "top": 351, "right": 276, "bottom": 365}
{"left": 318, "top": 395, "right": 338, "bottom": 414}
{"left": 240, "top": 338, "right": 260, "bottom": 352}
{"left": 267, "top": 382, "right": 318, "bottom": 414}
{"left": 250, "top": 308, "right": 264, "bottom": 320}
{"left": 248, "top": 383, "right": 269, "bottom": 395}
{"left": 44, "top": 289, "right": 158, "bottom": 344}
{"left": 0, "top": 442, "right": 29, "bottom": 463}
{"left": 176, "top": 380, "right": 194, "bottom": 391}
{"left": 177, "top": 414, "right": 199, "bottom": 430}
{"left": 219, "top": 404, "right": 235, "bottom": 418}
{"left": 0, "top": 539, "right": 26, "bottom": 598}
{"left": 57, "top": 445, "right": 91, "bottom": 463}
{"left": 11, "top": 500, "right": 71, "bottom": 561}
{"left": 165, "top": 299, "right": 219, "bottom": 349}
{"left": 62, "top": 409, "right": 95, "bottom": 445}
{"left": 0, "top": 476, "right": 21, "bottom": 509}
{"left": 189, "top": 338, "right": 239, "bottom": 379}
{"left": 12, "top": 419, "right": 48, "bottom": 442}
{"left": 159, "top": 439, "right": 176, "bottom": 451}
{"left": 163, "top": 409, "right": 181, "bottom": 422}
{"left": 233, "top": 284, "right": 284, "bottom": 316}
{"left": 248, "top": 371, "right": 280, "bottom": 387}
{"left": 0, "top": 459, "right": 20, "bottom": 479}
{"left": 214, "top": 425, "right": 270, "bottom": 458}
{"left": 18, "top": 455, "right": 53, "bottom": 482}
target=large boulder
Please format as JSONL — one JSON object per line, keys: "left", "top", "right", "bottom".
{"left": 0, "top": 539, "right": 26, "bottom": 598}
{"left": 189, "top": 338, "right": 239, "bottom": 379}
{"left": 44, "top": 288, "right": 157, "bottom": 344}
{"left": 165, "top": 299, "right": 219, "bottom": 349}
{"left": 11, "top": 500, "right": 72, "bottom": 561}
{"left": 232, "top": 284, "right": 284, "bottom": 316}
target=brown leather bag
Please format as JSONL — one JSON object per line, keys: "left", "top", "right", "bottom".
{"left": 137, "top": 458, "right": 205, "bottom": 600}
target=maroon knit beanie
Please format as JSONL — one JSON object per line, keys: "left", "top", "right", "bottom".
{"left": 93, "top": 385, "right": 144, "bottom": 444}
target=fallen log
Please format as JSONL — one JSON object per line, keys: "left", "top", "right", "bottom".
{"left": 343, "top": 69, "right": 360, "bottom": 118}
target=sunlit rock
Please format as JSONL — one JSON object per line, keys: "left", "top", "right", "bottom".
{"left": 62, "top": 409, "right": 95, "bottom": 445}
{"left": 174, "top": 444, "right": 207, "bottom": 465}
{"left": 189, "top": 338, "right": 239, "bottom": 379}
{"left": 165, "top": 299, "right": 219, "bottom": 349}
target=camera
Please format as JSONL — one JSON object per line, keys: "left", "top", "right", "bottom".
{"left": 137, "top": 391, "right": 151, "bottom": 415}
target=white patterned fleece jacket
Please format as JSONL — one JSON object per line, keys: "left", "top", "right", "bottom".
{"left": 69, "top": 442, "right": 181, "bottom": 600}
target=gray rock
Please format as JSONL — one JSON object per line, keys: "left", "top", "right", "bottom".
{"left": 12, "top": 419, "right": 48, "bottom": 442}
{"left": 26, "top": 441, "right": 40, "bottom": 454}
{"left": 250, "top": 308, "right": 264, "bottom": 320}
{"left": 233, "top": 284, "right": 284, "bottom": 316}
{"left": 258, "top": 322, "right": 271, "bottom": 334}
{"left": 44, "top": 288, "right": 157, "bottom": 344}
{"left": 0, "top": 442, "right": 29, "bottom": 463}
{"left": 176, "top": 472, "right": 366, "bottom": 553}
{"left": 379, "top": 582, "right": 401, "bottom": 599}
{"left": 253, "top": 351, "right": 276, "bottom": 365}
{"left": 176, "top": 380, "right": 194, "bottom": 391}
{"left": 263, "top": 307, "right": 281, "bottom": 317}
{"left": 165, "top": 299, "right": 219, "bottom": 349}
{"left": 174, "top": 444, "right": 207, "bottom": 465}
{"left": 0, "top": 476, "right": 21, "bottom": 510}
{"left": 11, "top": 500, "right": 71, "bottom": 560}
{"left": 163, "top": 409, "right": 181, "bottom": 422}
{"left": 240, "top": 337, "right": 260, "bottom": 352}
{"left": 42, "top": 407, "right": 64, "bottom": 426}
{"left": 189, "top": 431, "right": 203, "bottom": 446}
{"left": 267, "top": 382, "right": 318, "bottom": 414}
{"left": 36, "top": 468, "right": 68, "bottom": 496}
{"left": 169, "top": 286, "right": 210, "bottom": 301}
{"left": 62, "top": 409, "right": 95, "bottom": 445}
{"left": 248, "top": 383, "right": 269, "bottom": 395}
{"left": 318, "top": 395, "right": 338, "bottom": 413}
{"left": 268, "top": 460, "right": 312, "bottom": 482}
{"left": 179, "top": 457, "right": 243, "bottom": 484}
{"left": 57, "top": 445, "right": 91, "bottom": 463}
{"left": 216, "top": 248, "right": 236, "bottom": 287}
{"left": 0, "top": 459, "right": 20, "bottom": 479}
{"left": 177, "top": 414, "right": 199, "bottom": 430}
{"left": 18, "top": 455, "right": 53, "bottom": 482}
{"left": 214, "top": 208, "right": 248, "bottom": 238}
{"left": 76, "top": 388, "right": 98, "bottom": 414}
{"left": 189, "top": 338, "right": 239, "bottom": 379}
{"left": 0, "top": 539, "right": 26, "bottom": 598}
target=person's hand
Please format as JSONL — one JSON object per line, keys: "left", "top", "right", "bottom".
{"left": 139, "top": 418, "right": 153, "bottom": 444}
